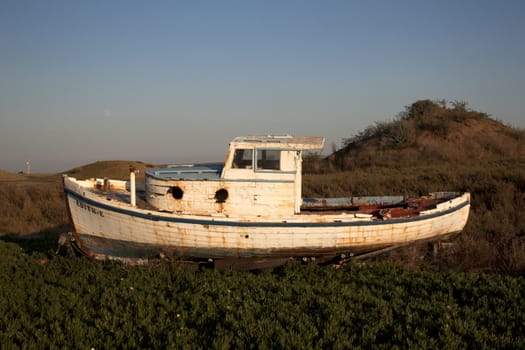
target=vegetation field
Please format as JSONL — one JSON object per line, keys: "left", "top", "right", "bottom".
{"left": 1, "top": 240, "right": 525, "bottom": 348}
{"left": 1, "top": 100, "right": 524, "bottom": 347}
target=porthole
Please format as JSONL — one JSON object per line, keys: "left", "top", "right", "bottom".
{"left": 215, "top": 189, "right": 229, "bottom": 203}
{"left": 170, "top": 186, "right": 184, "bottom": 200}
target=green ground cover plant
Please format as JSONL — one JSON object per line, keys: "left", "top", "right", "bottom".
{"left": 0, "top": 240, "right": 524, "bottom": 348}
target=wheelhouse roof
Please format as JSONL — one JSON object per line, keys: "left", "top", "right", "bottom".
{"left": 230, "top": 135, "right": 325, "bottom": 151}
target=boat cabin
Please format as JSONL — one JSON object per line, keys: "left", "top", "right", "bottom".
{"left": 145, "top": 135, "right": 325, "bottom": 217}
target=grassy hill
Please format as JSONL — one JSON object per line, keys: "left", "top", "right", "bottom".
{"left": 65, "top": 160, "right": 159, "bottom": 182}
{"left": 0, "top": 161, "right": 160, "bottom": 183}
{"left": 323, "top": 100, "right": 524, "bottom": 170}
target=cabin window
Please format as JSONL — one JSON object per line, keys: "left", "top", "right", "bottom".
{"left": 256, "top": 149, "right": 281, "bottom": 170}
{"left": 232, "top": 149, "right": 253, "bottom": 168}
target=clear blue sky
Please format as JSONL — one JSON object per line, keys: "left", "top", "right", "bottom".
{"left": 1, "top": 0, "right": 524, "bottom": 173}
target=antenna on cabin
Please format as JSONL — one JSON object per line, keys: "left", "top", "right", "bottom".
{"left": 26, "top": 161, "right": 31, "bottom": 174}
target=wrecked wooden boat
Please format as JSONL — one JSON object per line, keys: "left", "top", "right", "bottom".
{"left": 62, "top": 135, "right": 470, "bottom": 268}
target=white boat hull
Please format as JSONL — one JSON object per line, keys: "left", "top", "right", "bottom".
{"left": 63, "top": 176, "right": 470, "bottom": 265}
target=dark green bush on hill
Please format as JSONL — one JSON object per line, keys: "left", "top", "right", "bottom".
{"left": 343, "top": 99, "right": 490, "bottom": 148}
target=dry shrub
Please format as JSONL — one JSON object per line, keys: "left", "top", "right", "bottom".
{"left": 0, "top": 182, "right": 69, "bottom": 235}
{"left": 439, "top": 233, "right": 498, "bottom": 273}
